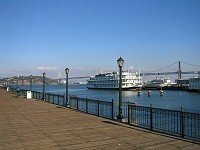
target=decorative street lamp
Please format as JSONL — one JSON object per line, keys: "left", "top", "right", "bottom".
{"left": 30, "top": 75, "right": 33, "bottom": 91}
{"left": 6, "top": 78, "right": 8, "bottom": 88}
{"left": 7, "top": 78, "right": 9, "bottom": 88}
{"left": 65, "top": 68, "right": 69, "bottom": 107}
{"left": 117, "top": 57, "right": 124, "bottom": 122}
{"left": 42, "top": 72, "right": 46, "bottom": 101}
{"left": 17, "top": 76, "right": 19, "bottom": 88}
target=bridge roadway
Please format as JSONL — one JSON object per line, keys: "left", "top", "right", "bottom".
{"left": 65, "top": 71, "right": 200, "bottom": 80}
{"left": 0, "top": 89, "right": 199, "bottom": 150}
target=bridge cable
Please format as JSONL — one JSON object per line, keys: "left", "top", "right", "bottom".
{"left": 146, "top": 61, "right": 178, "bottom": 73}
{"left": 181, "top": 61, "right": 200, "bottom": 68}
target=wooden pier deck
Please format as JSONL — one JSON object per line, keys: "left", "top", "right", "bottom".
{"left": 0, "top": 89, "right": 199, "bottom": 150}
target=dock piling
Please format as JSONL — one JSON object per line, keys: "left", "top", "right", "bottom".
{"left": 148, "top": 91, "right": 151, "bottom": 97}
{"left": 160, "top": 90, "right": 164, "bottom": 96}
{"left": 138, "top": 91, "right": 141, "bottom": 96}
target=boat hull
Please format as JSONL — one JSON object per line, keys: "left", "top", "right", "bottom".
{"left": 87, "top": 87, "right": 141, "bottom": 91}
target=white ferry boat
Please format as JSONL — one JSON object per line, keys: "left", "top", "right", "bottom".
{"left": 87, "top": 70, "right": 142, "bottom": 90}
{"left": 143, "top": 77, "right": 174, "bottom": 89}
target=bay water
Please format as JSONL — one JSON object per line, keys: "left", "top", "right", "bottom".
{"left": 20, "top": 84, "right": 200, "bottom": 113}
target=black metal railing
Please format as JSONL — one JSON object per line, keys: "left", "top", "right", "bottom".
{"left": 128, "top": 105, "right": 200, "bottom": 141}
{"left": 15, "top": 89, "right": 66, "bottom": 107}
{"left": 9, "top": 87, "right": 17, "bottom": 94}
{"left": 32, "top": 91, "right": 43, "bottom": 100}
{"left": 31, "top": 91, "right": 65, "bottom": 106}
{"left": 69, "top": 96, "right": 135, "bottom": 120}
{"left": 69, "top": 96, "right": 114, "bottom": 119}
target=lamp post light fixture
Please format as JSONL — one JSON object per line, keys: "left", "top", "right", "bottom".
{"left": 65, "top": 68, "right": 69, "bottom": 107}
{"left": 42, "top": 72, "right": 46, "bottom": 101}
{"left": 117, "top": 57, "right": 124, "bottom": 122}
{"left": 30, "top": 75, "right": 33, "bottom": 91}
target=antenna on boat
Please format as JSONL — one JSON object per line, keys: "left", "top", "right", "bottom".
{"left": 98, "top": 68, "right": 103, "bottom": 74}
{"left": 139, "top": 69, "right": 141, "bottom": 79}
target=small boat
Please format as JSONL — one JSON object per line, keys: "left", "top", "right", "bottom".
{"left": 143, "top": 77, "right": 174, "bottom": 90}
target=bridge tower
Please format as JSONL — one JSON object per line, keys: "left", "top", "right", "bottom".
{"left": 57, "top": 72, "right": 62, "bottom": 84}
{"left": 178, "top": 61, "right": 182, "bottom": 80}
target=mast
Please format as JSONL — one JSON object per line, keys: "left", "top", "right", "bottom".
{"left": 139, "top": 69, "right": 141, "bottom": 82}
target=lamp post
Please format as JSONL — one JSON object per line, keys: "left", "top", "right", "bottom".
{"left": 30, "top": 75, "right": 32, "bottom": 91}
{"left": 5, "top": 78, "right": 8, "bottom": 88}
{"left": 8, "top": 78, "right": 10, "bottom": 88}
{"left": 5, "top": 78, "right": 8, "bottom": 91}
{"left": 42, "top": 72, "right": 46, "bottom": 101}
{"left": 21, "top": 76, "right": 24, "bottom": 91}
{"left": 117, "top": 57, "right": 124, "bottom": 121}
{"left": 65, "top": 68, "right": 69, "bottom": 107}
{"left": 17, "top": 76, "right": 19, "bottom": 88}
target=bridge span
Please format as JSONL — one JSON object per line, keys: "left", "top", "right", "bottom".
{"left": 60, "top": 61, "right": 200, "bottom": 80}
{"left": 64, "top": 71, "right": 200, "bottom": 80}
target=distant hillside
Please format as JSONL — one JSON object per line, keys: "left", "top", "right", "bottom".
{"left": 0, "top": 76, "right": 58, "bottom": 85}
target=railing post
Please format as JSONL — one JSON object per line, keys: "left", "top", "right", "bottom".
{"left": 128, "top": 105, "right": 130, "bottom": 124}
{"left": 181, "top": 107, "right": 184, "bottom": 138}
{"left": 150, "top": 104, "right": 153, "bottom": 131}
{"left": 76, "top": 96, "right": 79, "bottom": 111}
{"left": 58, "top": 95, "right": 60, "bottom": 105}
{"left": 112, "top": 99, "right": 114, "bottom": 120}
{"left": 98, "top": 100, "right": 100, "bottom": 116}
{"left": 40, "top": 92, "right": 41, "bottom": 100}
{"left": 86, "top": 96, "right": 88, "bottom": 113}
{"left": 48, "top": 93, "right": 50, "bottom": 102}
{"left": 45, "top": 93, "right": 47, "bottom": 101}
{"left": 63, "top": 94, "right": 65, "bottom": 107}
{"left": 68, "top": 95, "right": 70, "bottom": 107}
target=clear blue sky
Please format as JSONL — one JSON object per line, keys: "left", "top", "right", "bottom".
{"left": 0, "top": 0, "right": 200, "bottom": 78}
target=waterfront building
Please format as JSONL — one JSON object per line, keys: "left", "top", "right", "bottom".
{"left": 189, "top": 77, "right": 200, "bottom": 92}
{"left": 87, "top": 70, "right": 142, "bottom": 90}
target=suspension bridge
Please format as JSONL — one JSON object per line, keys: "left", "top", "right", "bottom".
{"left": 60, "top": 61, "right": 200, "bottom": 81}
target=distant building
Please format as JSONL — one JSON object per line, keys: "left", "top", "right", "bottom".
{"left": 189, "top": 77, "right": 200, "bottom": 92}
{"left": 176, "top": 79, "right": 189, "bottom": 85}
